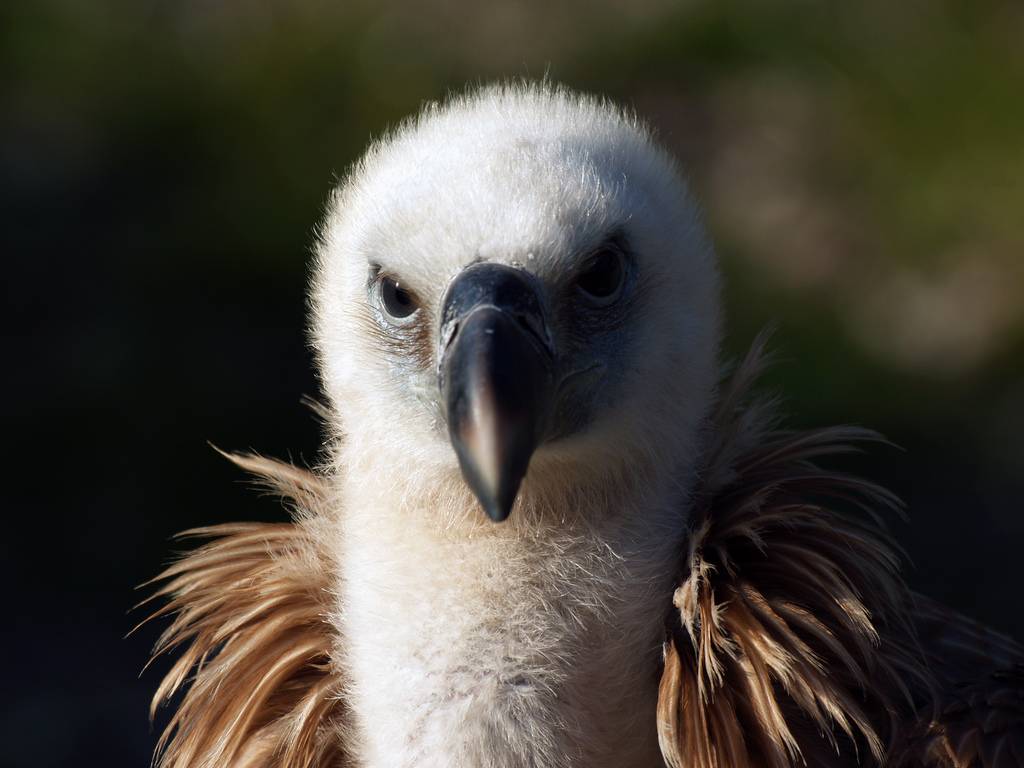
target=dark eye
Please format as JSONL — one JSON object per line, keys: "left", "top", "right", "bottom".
{"left": 380, "top": 276, "right": 418, "bottom": 319}
{"left": 577, "top": 249, "right": 625, "bottom": 304}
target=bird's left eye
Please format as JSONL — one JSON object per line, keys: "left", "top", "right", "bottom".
{"left": 576, "top": 248, "right": 626, "bottom": 305}
{"left": 379, "top": 277, "right": 419, "bottom": 320}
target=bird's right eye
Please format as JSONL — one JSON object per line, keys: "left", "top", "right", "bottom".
{"left": 576, "top": 247, "right": 626, "bottom": 306}
{"left": 379, "top": 276, "right": 419, "bottom": 320}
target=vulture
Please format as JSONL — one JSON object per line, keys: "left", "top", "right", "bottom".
{"left": 138, "top": 83, "right": 1024, "bottom": 768}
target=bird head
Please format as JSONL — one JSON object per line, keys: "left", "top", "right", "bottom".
{"left": 313, "top": 83, "right": 720, "bottom": 524}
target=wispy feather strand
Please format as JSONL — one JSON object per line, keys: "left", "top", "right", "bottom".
{"left": 656, "top": 333, "right": 934, "bottom": 768}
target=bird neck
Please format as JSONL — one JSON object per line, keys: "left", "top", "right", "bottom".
{"left": 331, "top": 447, "right": 692, "bottom": 768}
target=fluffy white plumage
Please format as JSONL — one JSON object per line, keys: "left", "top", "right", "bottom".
{"left": 312, "top": 83, "right": 719, "bottom": 767}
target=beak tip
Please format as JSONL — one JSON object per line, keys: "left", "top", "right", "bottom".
{"left": 481, "top": 495, "right": 514, "bottom": 523}
{"left": 464, "top": 467, "right": 518, "bottom": 523}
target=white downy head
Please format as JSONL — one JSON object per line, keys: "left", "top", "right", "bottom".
{"left": 313, "top": 81, "right": 721, "bottom": 528}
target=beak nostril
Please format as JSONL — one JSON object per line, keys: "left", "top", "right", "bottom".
{"left": 512, "top": 311, "right": 554, "bottom": 359}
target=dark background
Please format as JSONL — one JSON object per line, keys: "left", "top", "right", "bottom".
{"left": 3, "top": 1, "right": 1023, "bottom": 765}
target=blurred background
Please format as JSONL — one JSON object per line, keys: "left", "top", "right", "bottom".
{"left": 3, "top": 0, "right": 1023, "bottom": 764}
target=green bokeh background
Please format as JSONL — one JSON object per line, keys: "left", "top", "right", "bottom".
{"left": 4, "top": 1, "right": 1022, "bottom": 765}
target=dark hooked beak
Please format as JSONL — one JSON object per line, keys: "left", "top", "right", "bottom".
{"left": 438, "top": 262, "right": 555, "bottom": 522}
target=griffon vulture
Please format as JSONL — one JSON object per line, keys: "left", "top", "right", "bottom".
{"left": 138, "top": 82, "right": 1024, "bottom": 768}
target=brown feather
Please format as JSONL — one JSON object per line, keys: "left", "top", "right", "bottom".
{"left": 890, "top": 599, "right": 1024, "bottom": 767}
{"left": 136, "top": 454, "right": 351, "bottom": 768}
{"left": 657, "top": 332, "right": 935, "bottom": 767}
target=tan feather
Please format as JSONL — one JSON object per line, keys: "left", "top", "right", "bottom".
{"left": 135, "top": 454, "right": 351, "bottom": 768}
{"left": 657, "top": 332, "right": 934, "bottom": 767}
